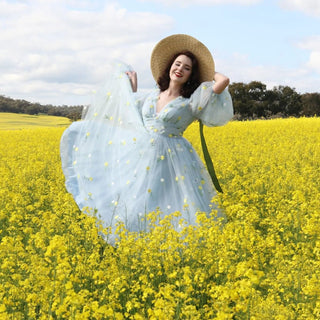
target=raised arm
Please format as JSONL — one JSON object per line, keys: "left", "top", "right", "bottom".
{"left": 126, "top": 71, "right": 138, "bottom": 92}
{"left": 212, "top": 72, "right": 230, "bottom": 94}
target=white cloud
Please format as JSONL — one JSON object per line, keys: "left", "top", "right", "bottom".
{"left": 139, "top": 0, "right": 261, "bottom": 6}
{"left": 278, "top": 0, "right": 320, "bottom": 17}
{"left": 298, "top": 35, "right": 320, "bottom": 51}
{"left": 297, "top": 36, "right": 320, "bottom": 73}
{"left": 1, "top": 0, "right": 318, "bottom": 106}
{"left": 308, "top": 52, "right": 320, "bottom": 72}
{"left": 0, "top": 0, "right": 172, "bottom": 105}
{"left": 222, "top": 52, "right": 320, "bottom": 93}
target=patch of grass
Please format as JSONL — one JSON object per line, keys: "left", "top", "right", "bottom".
{"left": 0, "top": 113, "right": 71, "bottom": 130}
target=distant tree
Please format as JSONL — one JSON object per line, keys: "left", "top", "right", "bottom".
{"left": 282, "top": 86, "right": 302, "bottom": 116}
{"left": 0, "top": 83, "right": 318, "bottom": 121}
{"left": 301, "top": 93, "right": 320, "bottom": 116}
{"left": 263, "top": 89, "right": 280, "bottom": 115}
{"left": 25, "top": 105, "right": 40, "bottom": 115}
{"left": 0, "top": 96, "right": 11, "bottom": 112}
{"left": 247, "top": 81, "right": 267, "bottom": 117}
{"left": 228, "top": 82, "right": 252, "bottom": 118}
{"left": 270, "top": 86, "right": 302, "bottom": 116}
{"left": 229, "top": 81, "right": 269, "bottom": 118}
{"left": 47, "top": 106, "right": 63, "bottom": 117}
{"left": 67, "top": 111, "right": 82, "bottom": 121}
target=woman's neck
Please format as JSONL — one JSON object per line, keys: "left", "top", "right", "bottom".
{"left": 165, "top": 82, "right": 182, "bottom": 97}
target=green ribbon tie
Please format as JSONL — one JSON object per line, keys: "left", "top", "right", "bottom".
{"left": 199, "top": 121, "right": 223, "bottom": 193}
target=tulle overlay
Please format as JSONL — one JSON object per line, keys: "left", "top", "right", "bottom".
{"left": 60, "top": 62, "right": 233, "bottom": 237}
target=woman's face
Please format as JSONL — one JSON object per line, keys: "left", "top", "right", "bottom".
{"left": 169, "top": 54, "right": 192, "bottom": 85}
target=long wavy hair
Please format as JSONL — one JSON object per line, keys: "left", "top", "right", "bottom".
{"left": 157, "top": 51, "right": 201, "bottom": 98}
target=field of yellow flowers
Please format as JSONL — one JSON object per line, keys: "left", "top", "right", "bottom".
{"left": 0, "top": 116, "right": 319, "bottom": 319}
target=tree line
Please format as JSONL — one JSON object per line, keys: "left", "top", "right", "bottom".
{"left": 1, "top": 81, "right": 319, "bottom": 121}
{"left": 0, "top": 95, "right": 83, "bottom": 121}
{"left": 229, "top": 81, "right": 320, "bottom": 120}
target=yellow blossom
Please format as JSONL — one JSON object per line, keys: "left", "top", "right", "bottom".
{"left": 0, "top": 117, "right": 319, "bottom": 320}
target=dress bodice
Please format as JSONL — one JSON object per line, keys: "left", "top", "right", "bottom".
{"left": 141, "top": 90, "right": 194, "bottom": 138}
{"left": 136, "top": 82, "right": 233, "bottom": 139}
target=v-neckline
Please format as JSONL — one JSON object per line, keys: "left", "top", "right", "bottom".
{"left": 155, "top": 91, "right": 181, "bottom": 115}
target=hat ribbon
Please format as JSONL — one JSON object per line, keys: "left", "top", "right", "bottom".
{"left": 199, "top": 120, "right": 223, "bottom": 193}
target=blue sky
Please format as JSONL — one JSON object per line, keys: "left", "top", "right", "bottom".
{"left": 0, "top": 0, "right": 319, "bottom": 106}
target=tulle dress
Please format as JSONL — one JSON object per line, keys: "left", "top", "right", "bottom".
{"left": 60, "top": 62, "right": 233, "bottom": 238}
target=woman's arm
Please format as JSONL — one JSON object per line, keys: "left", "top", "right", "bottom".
{"left": 212, "top": 72, "right": 230, "bottom": 94}
{"left": 126, "top": 71, "right": 138, "bottom": 92}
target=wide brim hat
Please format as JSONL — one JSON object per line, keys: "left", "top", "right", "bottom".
{"left": 150, "top": 34, "right": 215, "bottom": 83}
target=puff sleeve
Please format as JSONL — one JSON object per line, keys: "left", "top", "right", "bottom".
{"left": 133, "top": 90, "right": 153, "bottom": 116}
{"left": 189, "top": 81, "right": 233, "bottom": 127}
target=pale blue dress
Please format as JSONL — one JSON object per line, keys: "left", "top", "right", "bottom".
{"left": 60, "top": 62, "right": 233, "bottom": 239}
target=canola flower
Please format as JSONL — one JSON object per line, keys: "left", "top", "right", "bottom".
{"left": 0, "top": 117, "right": 320, "bottom": 319}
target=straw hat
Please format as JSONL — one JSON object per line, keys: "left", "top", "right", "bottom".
{"left": 150, "top": 34, "right": 215, "bottom": 83}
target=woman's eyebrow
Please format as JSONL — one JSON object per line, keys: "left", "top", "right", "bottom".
{"left": 175, "top": 60, "right": 192, "bottom": 68}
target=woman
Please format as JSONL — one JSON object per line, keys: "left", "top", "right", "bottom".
{"left": 60, "top": 34, "right": 233, "bottom": 241}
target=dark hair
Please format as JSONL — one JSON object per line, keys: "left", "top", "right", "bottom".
{"left": 157, "top": 51, "right": 201, "bottom": 98}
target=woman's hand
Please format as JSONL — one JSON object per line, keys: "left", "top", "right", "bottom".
{"left": 212, "top": 72, "right": 230, "bottom": 94}
{"left": 126, "top": 71, "right": 138, "bottom": 92}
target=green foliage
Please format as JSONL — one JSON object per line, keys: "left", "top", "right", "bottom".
{"left": 301, "top": 93, "right": 320, "bottom": 116}
{"left": 0, "top": 95, "right": 83, "bottom": 121}
{"left": 229, "top": 82, "right": 319, "bottom": 120}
